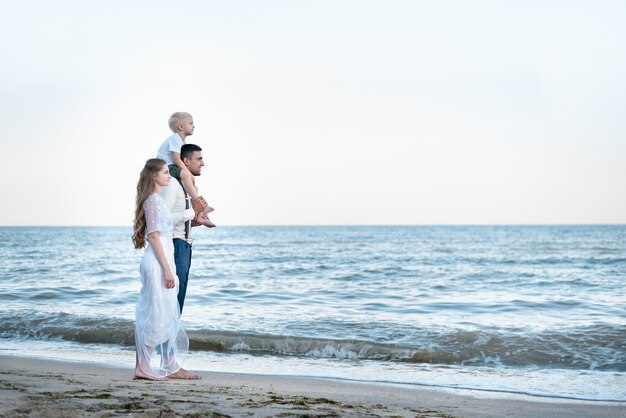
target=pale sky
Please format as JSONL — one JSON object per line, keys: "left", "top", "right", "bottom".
{"left": 1, "top": 0, "right": 625, "bottom": 226}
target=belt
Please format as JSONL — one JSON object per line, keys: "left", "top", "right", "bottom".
{"left": 174, "top": 237, "right": 194, "bottom": 246}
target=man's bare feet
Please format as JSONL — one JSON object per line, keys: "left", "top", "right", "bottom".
{"left": 169, "top": 368, "right": 201, "bottom": 380}
{"left": 134, "top": 368, "right": 168, "bottom": 381}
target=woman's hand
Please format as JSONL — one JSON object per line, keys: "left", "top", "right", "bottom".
{"left": 164, "top": 270, "right": 176, "bottom": 289}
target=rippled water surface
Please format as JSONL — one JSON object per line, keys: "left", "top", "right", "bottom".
{"left": 1, "top": 225, "right": 625, "bottom": 400}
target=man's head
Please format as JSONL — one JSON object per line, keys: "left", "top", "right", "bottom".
{"left": 168, "top": 112, "right": 194, "bottom": 138}
{"left": 180, "top": 144, "right": 204, "bottom": 176}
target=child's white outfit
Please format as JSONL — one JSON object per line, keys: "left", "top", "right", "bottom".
{"left": 157, "top": 133, "right": 184, "bottom": 165}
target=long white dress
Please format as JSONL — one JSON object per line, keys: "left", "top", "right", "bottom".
{"left": 135, "top": 192, "right": 188, "bottom": 378}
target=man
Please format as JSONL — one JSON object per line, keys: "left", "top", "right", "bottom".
{"left": 161, "top": 143, "right": 214, "bottom": 314}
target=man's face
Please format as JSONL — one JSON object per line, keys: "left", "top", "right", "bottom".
{"left": 184, "top": 151, "right": 204, "bottom": 176}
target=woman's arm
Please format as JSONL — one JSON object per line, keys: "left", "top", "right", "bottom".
{"left": 147, "top": 231, "right": 176, "bottom": 289}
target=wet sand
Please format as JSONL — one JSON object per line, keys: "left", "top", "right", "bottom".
{"left": 0, "top": 355, "right": 624, "bottom": 417}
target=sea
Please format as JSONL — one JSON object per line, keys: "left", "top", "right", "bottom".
{"left": 1, "top": 225, "right": 624, "bottom": 402}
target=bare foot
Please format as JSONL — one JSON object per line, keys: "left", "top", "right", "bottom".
{"left": 195, "top": 213, "right": 216, "bottom": 228}
{"left": 169, "top": 368, "right": 201, "bottom": 380}
{"left": 134, "top": 368, "right": 168, "bottom": 381}
{"left": 202, "top": 218, "right": 217, "bottom": 228}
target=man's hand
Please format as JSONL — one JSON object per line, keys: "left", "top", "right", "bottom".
{"left": 191, "top": 196, "right": 208, "bottom": 215}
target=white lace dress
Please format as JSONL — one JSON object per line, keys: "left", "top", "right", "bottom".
{"left": 135, "top": 192, "right": 189, "bottom": 378}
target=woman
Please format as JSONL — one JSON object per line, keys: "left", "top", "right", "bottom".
{"left": 132, "top": 158, "right": 200, "bottom": 380}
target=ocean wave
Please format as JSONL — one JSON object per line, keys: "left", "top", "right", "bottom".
{"left": 2, "top": 310, "right": 624, "bottom": 371}
{"left": 0, "top": 311, "right": 136, "bottom": 346}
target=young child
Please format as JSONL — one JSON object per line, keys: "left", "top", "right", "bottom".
{"left": 157, "top": 112, "right": 215, "bottom": 227}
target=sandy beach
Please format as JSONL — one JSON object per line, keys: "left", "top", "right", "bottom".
{"left": 0, "top": 355, "right": 623, "bottom": 417}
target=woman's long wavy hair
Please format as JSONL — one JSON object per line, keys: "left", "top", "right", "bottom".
{"left": 132, "top": 158, "right": 166, "bottom": 249}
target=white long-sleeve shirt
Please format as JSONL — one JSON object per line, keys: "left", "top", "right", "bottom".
{"left": 160, "top": 178, "right": 195, "bottom": 242}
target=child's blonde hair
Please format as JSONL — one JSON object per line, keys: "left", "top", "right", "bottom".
{"left": 168, "top": 112, "right": 193, "bottom": 132}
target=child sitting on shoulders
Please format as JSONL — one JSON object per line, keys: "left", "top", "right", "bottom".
{"left": 157, "top": 112, "right": 215, "bottom": 227}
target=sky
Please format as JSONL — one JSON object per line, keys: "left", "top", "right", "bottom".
{"left": 1, "top": 0, "right": 625, "bottom": 226}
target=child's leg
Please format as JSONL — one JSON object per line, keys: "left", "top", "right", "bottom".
{"left": 180, "top": 168, "right": 215, "bottom": 227}
{"left": 180, "top": 168, "right": 199, "bottom": 200}
{"left": 168, "top": 164, "right": 181, "bottom": 180}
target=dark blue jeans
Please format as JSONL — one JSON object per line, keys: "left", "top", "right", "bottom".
{"left": 173, "top": 238, "right": 192, "bottom": 314}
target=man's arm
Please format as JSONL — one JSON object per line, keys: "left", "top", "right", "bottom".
{"left": 160, "top": 181, "right": 191, "bottom": 221}
{"left": 163, "top": 176, "right": 207, "bottom": 227}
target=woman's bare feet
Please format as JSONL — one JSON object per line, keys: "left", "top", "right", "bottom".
{"left": 169, "top": 368, "right": 201, "bottom": 380}
{"left": 134, "top": 368, "right": 168, "bottom": 381}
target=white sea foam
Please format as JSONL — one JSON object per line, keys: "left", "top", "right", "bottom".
{"left": 230, "top": 341, "right": 251, "bottom": 351}
{"left": 305, "top": 345, "right": 359, "bottom": 360}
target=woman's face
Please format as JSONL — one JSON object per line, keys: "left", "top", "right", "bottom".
{"left": 154, "top": 164, "right": 171, "bottom": 187}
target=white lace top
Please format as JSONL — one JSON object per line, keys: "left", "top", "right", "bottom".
{"left": 144, "top": 193, "right": 173, "bottom": 237}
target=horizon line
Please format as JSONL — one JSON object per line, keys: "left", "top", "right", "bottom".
{"left": 1, "top": 223, "right": 625, "bottom": 228}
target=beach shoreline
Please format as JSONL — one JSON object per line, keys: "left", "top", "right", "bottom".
{"left": 1, "top": 354, "right": 624, "bottom": 417}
